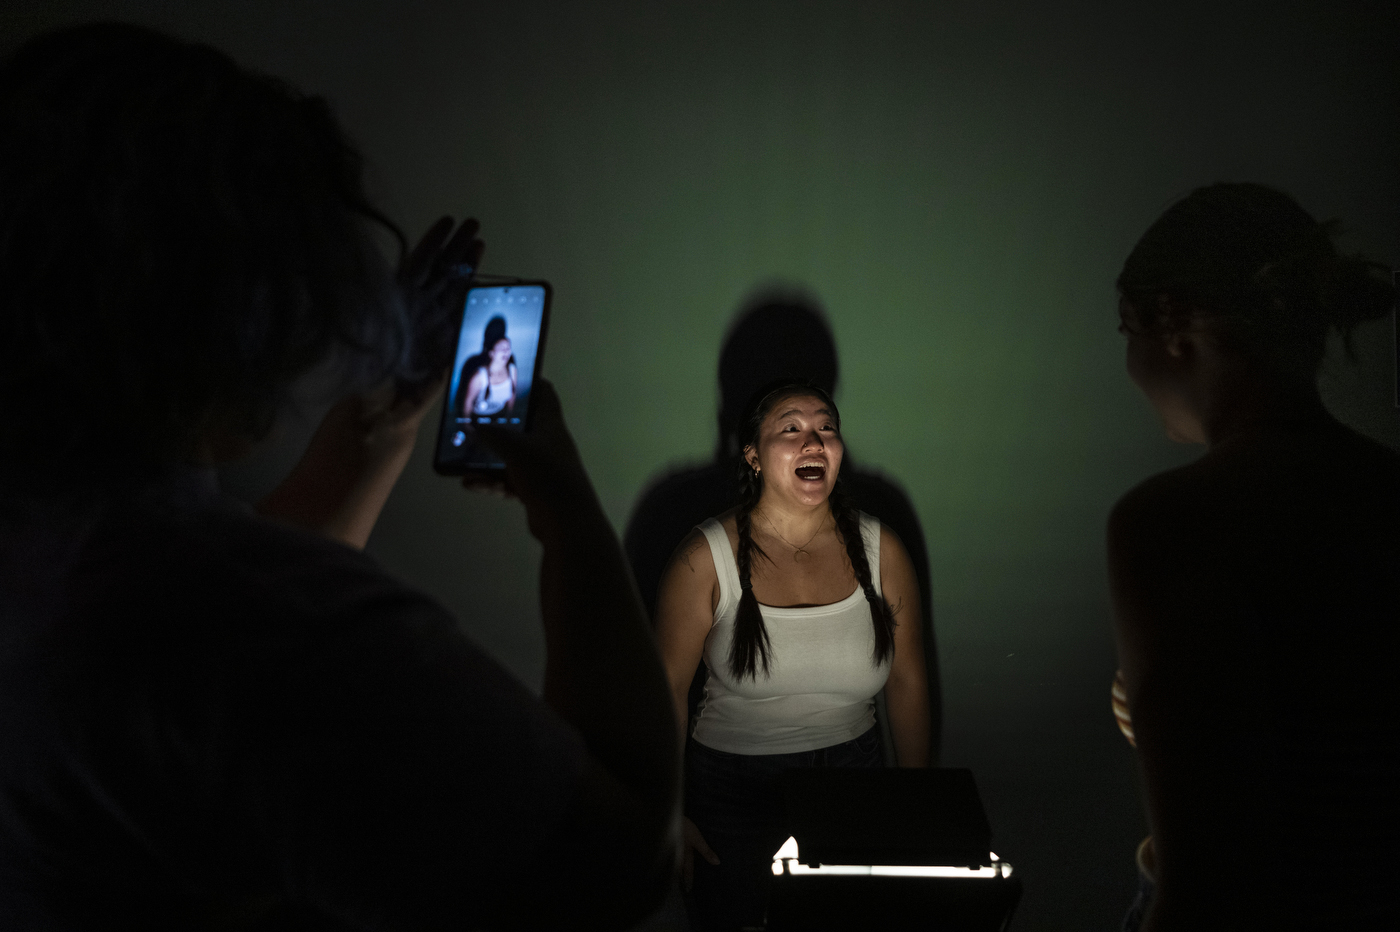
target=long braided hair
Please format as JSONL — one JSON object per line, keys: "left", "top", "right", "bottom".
{"left": 728, "top": 381, "right": 896, "bottom": 681}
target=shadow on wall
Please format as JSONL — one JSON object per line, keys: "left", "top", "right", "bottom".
{"left": 623, "top": 286, "right": 945, "bottom": 762}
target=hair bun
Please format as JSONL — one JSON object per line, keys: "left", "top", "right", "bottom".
{"left": 1318, "top": 255, "right": 1395, "bottom": 333}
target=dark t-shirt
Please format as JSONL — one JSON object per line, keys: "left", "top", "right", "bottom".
{"left": 0, "top": 472, "right": 585, "bottom": 931}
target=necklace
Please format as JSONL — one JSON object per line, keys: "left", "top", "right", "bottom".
{"left": 757, "top": 511, "right": 827, "bottom": 562}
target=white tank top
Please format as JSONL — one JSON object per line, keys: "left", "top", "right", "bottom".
{"left": 691, "top": 511, "right": 891, "bottom": 755}
{"left": 473, "top": 368, "right": 512, "bottom": 415}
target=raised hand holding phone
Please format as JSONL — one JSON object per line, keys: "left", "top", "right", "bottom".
{"left": 467, "top": 376, "right": 683, "bottom": 903}
{"left": 258, "top": 215, "right": 483, "bottom": 547}
{"left": 466, "top": 379, "right": 595, "bottom": 539}
{"left": 395, "top": 215, "right": 485, "bottom": 405}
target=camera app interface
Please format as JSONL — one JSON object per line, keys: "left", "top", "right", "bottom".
{"left": 437, "top": 283, "right": 546, "bottom": 470}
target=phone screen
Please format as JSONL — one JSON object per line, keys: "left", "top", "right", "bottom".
{"left": 433, "top": 281, "right": 550, "bottom": 474}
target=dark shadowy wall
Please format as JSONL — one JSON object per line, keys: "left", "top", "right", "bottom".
{"left": 4, "top": 2, "right": 1396, "bottom": 928}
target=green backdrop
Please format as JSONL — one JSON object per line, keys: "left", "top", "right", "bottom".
{"left": 5, "top": 2, "right": 1396, "bottom": 928}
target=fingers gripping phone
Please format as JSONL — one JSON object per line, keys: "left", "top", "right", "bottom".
{"left": 433, "top": 280, "right": 551, "bottom": 477}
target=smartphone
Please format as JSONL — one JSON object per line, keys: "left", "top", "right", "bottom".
{"left": 433, "top": 280, "right": 551, "bottom": 476}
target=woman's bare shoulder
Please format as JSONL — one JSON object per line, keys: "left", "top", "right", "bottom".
{"left": 1106, "top": 461, "right": 1233, "bottom": 592}
{"left": 1110, "top": 463, "right": 1207, "bottom": 536}
{"left": 657, "top": 527, "right": 722, "bottom": 624}
{"left": 711, "top": 508, "right": 742, "bottom": 550}
{"left": 1114, "top": 422, "right": 1400, "bottom": 544}
{"left": 670, "top": 509, "right": 740, "bottom": 573}
{"left": 877, "top": 520, "right": 909, "bottom": 556}
{"left": 667, "top": 528, "right": 719, "bottom": 585}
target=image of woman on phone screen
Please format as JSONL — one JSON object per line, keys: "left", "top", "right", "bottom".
{"left": 459, "top": 315, "right": 517, "bottom": 417}
{"left": 653, "top": 380, "right": 931, "bottom": 932}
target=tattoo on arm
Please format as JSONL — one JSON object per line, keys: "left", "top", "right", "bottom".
{"left": 678, "top": 537, "right": 704, "bottom": 573}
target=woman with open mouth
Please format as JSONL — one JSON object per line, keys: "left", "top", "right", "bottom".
{"left": 654, "top": 379, "right": 931, "bottom": 932}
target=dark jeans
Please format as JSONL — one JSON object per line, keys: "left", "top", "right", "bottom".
{"left": 684, "top": 727, "right": 884, "bottom": 932}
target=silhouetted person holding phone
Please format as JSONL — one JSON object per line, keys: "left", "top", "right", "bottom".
{"left": 0, "top": 24, "right": 678, "bottom": 931}
{"left": 1108, "top": 183, "right": 1397, "bottom": 930}
{"left": 624, "top": 293, "right": 942, "bottom": 766}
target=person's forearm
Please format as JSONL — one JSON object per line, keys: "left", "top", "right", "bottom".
{"left": 260, "top": 443, "right": 411, "bottom": 548}
{"left": 537, "top": 488, "right": 680, "bottom": 819}
{"left": 884, "top": 676, "right": 931, "bottom": 767}
{"left": 672, "top": 686, "right": 691, "bottom": 748}
{"left": 258, "top": 398, "right": 417, "bottom": 549}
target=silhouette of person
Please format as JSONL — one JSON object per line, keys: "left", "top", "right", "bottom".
{"left": 623, "top": 290, "right": 943, "bottom": 765}
{"left": 0, "top": 23, "right": 678, "bottom": 931}
{"left": 1108, "top": 183, "right": 1398, "bottom": 931}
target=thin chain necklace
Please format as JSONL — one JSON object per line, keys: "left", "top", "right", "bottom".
{"left": 756, "top": 510, "right": 828, "bottom": 562}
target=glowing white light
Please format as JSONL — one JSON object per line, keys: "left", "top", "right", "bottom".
{"left": 770, "top": 836, "right": 1013, "bottom": 879}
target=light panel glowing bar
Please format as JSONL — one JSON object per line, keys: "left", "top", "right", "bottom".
{"left": 770, "top": 836, "right": 1014, "bottom": 879}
